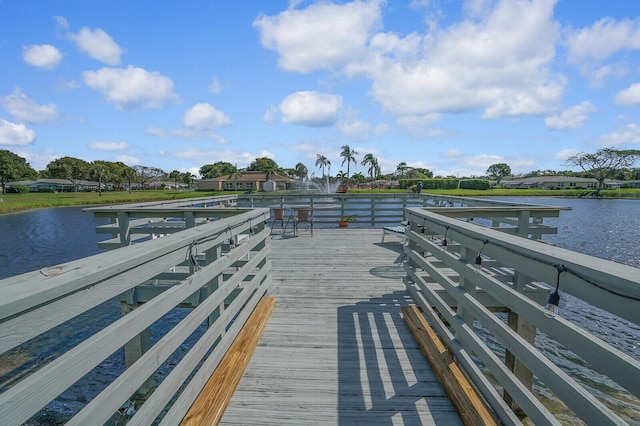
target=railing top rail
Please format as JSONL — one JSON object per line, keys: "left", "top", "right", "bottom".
{"left": 82, "top": 194, "right": 239, "bottom": 212}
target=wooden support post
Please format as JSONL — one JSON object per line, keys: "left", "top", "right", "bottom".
{"left": 504, "top": 271, "right": 536, "bottom": 413}
{"left": 121, "top": 301, "right": 155, "bottom": 398}
{"left": 457, "top": 246, "right": 476, "bottom": 326}
{"left": 117, "top": 211, "right": 131, "bottom": 247}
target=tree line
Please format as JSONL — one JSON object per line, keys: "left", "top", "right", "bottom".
{"left": 1, "top": 147, "right": 639, "bottom": 195}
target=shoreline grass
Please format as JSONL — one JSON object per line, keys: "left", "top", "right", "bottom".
{"left": 1, "top": 188, "right": 638, "bottom": 215}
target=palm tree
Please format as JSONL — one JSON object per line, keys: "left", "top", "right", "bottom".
{"left": 121, "top": 166, "right": 137, "bottom": 194}
{"left": 315, "top": 154, "right": 328, "bottom": 183}
{"left": 352, "top": 172, "right": 365, "bottom": 186}
{"left": 169, "top": 170, "right": 181, "bottom": 190}
{"left": 340, "top": 144, "right": 358, "bottom": 189}
{"left": 294, "top": 162, "right": 308, "bottom": 181}
{"left": 361, "top": 153, "right": 379, "bottom": 181}
{"left": 90, "top": 163, "right": 109, "bottom": 197}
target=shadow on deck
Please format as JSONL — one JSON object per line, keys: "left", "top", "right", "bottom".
{"left": 219, "top": 228, "right": 462, "bottom": 425}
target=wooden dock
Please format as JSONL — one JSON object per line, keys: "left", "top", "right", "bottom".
{"left": 220, "top": 228, "right": 463, "bottom": 425}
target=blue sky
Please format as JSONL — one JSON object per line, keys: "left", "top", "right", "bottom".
{"left": 1, "top": 0, "right": 640, "bottom": 179}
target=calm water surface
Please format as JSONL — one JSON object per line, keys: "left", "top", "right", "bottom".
{"left": 1, "top": 199, "right": 639, "bottom": 424}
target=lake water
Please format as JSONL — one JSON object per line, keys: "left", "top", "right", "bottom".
{"left": 0, "top": 198, "right": 639, "bottom": 424}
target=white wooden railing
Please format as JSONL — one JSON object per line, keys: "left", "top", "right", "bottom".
{"left": 0, "top": 207, "right": 270, "bottom": 425}
{"left": 402, "top": 206, "right": 640, "bottom": 425}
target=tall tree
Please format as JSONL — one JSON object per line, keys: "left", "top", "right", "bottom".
{"left": 486, "top": 163, "right": 512, "bottom": 184}
{"left": 247, "top": 157, "right": 279, "bottom": 173}
{"left": 121, "top": 166, "right": 137, "bottom": 194}
{"left": 180, "top": 172, "right": 195, "bottom": 191}
{"left": 294, "top": 162, "right": 308, "bottom": 181}
{"left": 134, "top": 165, "right": 165, "bottom": 189}
{"left": 315, "top": 154, "right": 328, "bottom": 182}
{"left": 169, "top": 170, "right": 181, "bottom": 190}
{"left": 566, "top": 148, "right": 640, "bottom": 195}
{"left": 90, "top": 162, "right": 109, "bottom": 197}
{"left": 199, "top": 162, "right": 236, "bottom": 179}
{"left": 340, "top": 145, "right": 358, "bottom": 189}
{"left": 361, "top": 153, "right": 379, "bottom": 181}
{"left": 0, "top": 149, "right": 37, "bottom": 193}
{"left": 46, "top": 156, "right": 91, "bottom": 191}
{"left": 396, "top": 162, "right": 408, "bottom": 177}
{"left": 95, "top": 160, "right": 127, "bottom": 190}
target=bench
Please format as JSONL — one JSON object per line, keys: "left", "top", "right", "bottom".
{"left": 181, "top": 296, "right": 276, "bottom": 425}
{"left": 381, "top": 221, "right": 408, "bottom": 243}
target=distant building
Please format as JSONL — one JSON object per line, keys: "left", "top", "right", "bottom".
{"left": 7, "top": 179, "right": 100, "bottom": 192}
{"left": 196, "top": 171, "right": 295, "bottom": 192}
{"left": 501, "top": 176, "right": 627, "bottom": 190}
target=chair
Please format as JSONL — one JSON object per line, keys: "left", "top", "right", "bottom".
{"left": 292, "top": 208, "right": 313, "bottom": 236}
{"left": 269, "top": 208, "right": 286, "bottom": 235}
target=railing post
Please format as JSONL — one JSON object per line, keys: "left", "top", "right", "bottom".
{"left": 117, "top": 211, "right": 131, "bottom": 247}
{"left": 504, "top": 270, "right": 536, "bottom": 414}
{"left": 457, "top": 246, "right": 477, "bottom": 326}
{"left": 121, "top": 300, "right": 155, "bottom": 399}
{"left": 205, "top": 242, "right": 223, "bottom": 328}
{"left": 517, "top": 211, "right": 530, "bottom": 237}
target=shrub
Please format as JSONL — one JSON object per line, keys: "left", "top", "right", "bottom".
{"left": 459, "top": 179, "right": 490, "bottom": 190}
{"left": 8, "top": 184, "right": 30, "bottom": 194}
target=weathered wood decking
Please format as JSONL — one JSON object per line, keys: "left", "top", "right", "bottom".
{"left": 220, "top": 228, "right": 463, "bottom": 425}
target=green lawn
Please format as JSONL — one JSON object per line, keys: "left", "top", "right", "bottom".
{"left": 1, "top": 188, "right": 638, "bottom": 215}
{"left": 0, "top": 190, "right": 224, "bottom": 214}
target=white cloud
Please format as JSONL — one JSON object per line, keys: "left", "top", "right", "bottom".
{"left": 597, "top": 123, "right": 640, "bottom": 147}
{"left": 566, "top": 17, "right": 640, "bottom": 64}
{"left": 83, "top": 66, "right": 179, "bottom": 110}
{"left": 1, "top": 88, "right": 59, "bottom": 124}
{"left": 147, "top": 103, "right": 231, "bottom": 142}
{"left": 545, "top": 101, "right": 595, "bottom": 130}
{"left": 555, "top": 149, "right": 579, "bottom": 161}
{"left": 209, "top": 77, "right": 222, "bottom": 94}
{"left": 169, "top": 147, "right": 271, "bottom": 168}
{"left": 115, "top": 154, "right": 139, "bottom": 166}
{"left": 371, "top": 0, "right": 563, "bottom": 119}
{"left": 338, "top": 119, "right": 370, "bottom": 141}
{"left": 254, "top": 0, "right": 381, "bottom": 73}
{"left": 68, "top": 27, "right": 123, "bottom": 65}
{"left": 22, "top": 44, "right": 63, "bottom": 70}
{"left": 0, "top": 119, "right": 36, "bottom": 146}
{"left": 566, "top": 17, "right": 640, "bottom": 84}
{"left": 374, "top": 123, "right": 392, "bottom": 135}
{"left": 54, "top": 16, "right": 69, "bottom": 31}
{"left": 255, "top": 0, "right": 564, "bottom": 122}
{"left": 263, "top": 105, "right": 279, "bottom": 124}
{"left": 278, "top": 91, "right": 343, "bottom": 126}
{"left": 614, "top": 83, "right": 640, "bottom": 106}
{"left": 183, "top": 103, "right": 231, "bottom": 129}
{"left": 90, "top": 141, "right": 129, "bottom": 151}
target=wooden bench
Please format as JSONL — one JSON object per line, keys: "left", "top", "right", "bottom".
{"left": 181, "top": 296, "right": 276, "bottom": 425}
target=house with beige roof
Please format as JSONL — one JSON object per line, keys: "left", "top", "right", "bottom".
{"left": 501, "top": 176, "right": 626, "bottom": 190}
{"left": 196, "top": 171, "right": 295, "bottom": 192}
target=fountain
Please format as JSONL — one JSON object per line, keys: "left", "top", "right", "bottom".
{"left": 311, "top": 179, "right": 343, "bottom": 194}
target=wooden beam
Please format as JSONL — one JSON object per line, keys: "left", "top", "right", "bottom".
{"left": 402, "top": 305, "right": 499, "bottom": 426}
{"left": 181, "top": 296, "right": 276, "bottom": 426}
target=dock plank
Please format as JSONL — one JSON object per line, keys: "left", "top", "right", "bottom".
{"left": 220, "top": 229, "right": 463, "bottom": 425}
